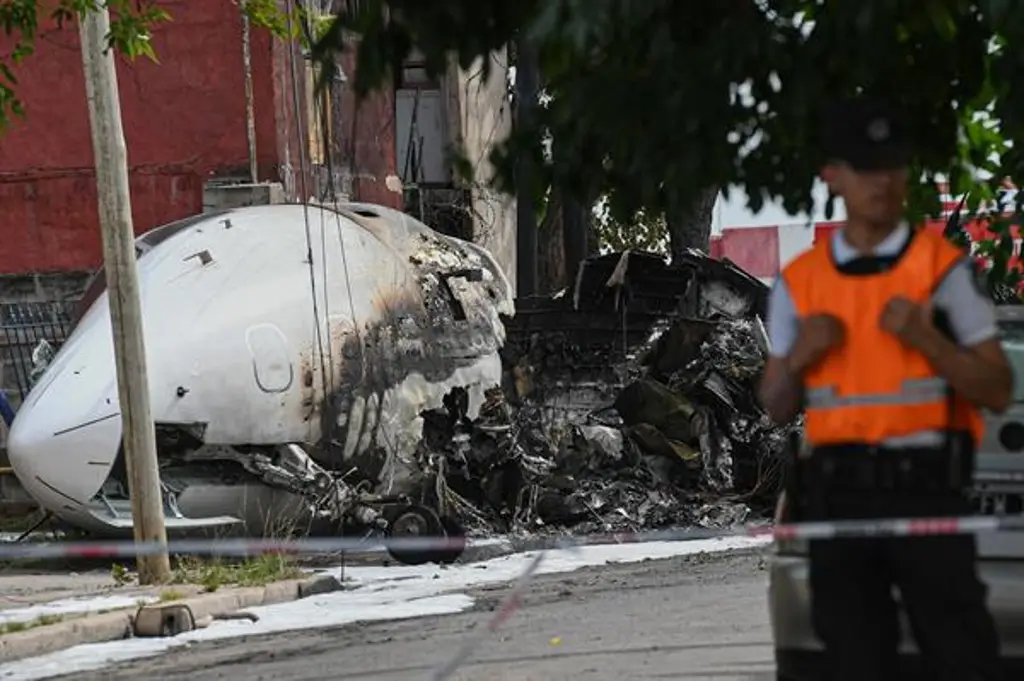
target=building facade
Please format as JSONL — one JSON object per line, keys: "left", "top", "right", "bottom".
{"left": 709, "top": 182, "right": 1020, "bottom": 283}
{"left": 0, "top": 1, "right": 408, "bottom": 300}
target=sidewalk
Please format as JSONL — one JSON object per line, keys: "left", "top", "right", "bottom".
{"left": 0, "top": 565, "right": 343, "bottom": 664}
{"left": 0, "top": 536, "right": 521, "bottom": 664}
{"left": 0, "top": 570, "right": 153, "bottom": 612}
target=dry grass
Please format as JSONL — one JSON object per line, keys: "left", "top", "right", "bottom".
{"left": 0, "top": 613, "right": 64, "bottom": 635}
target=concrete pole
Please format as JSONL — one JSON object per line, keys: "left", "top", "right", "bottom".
{"left": 78, "top": 8, "right": 171, "bottom": 584}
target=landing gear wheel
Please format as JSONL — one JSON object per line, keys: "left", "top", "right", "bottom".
{"left": 433, "top": 515, "right": 467, "bottom": 565}
{"left": 383, "top": 503, "right": 445, "bottom": 566}
{"left": 382, "top": 504, "right": 469, "bottom": 566}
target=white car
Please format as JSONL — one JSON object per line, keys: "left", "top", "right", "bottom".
{"left": 768, "top": 305, "right": 1024, "bottom": 680}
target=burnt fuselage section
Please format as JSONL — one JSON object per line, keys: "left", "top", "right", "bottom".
{"left": 6, "top": 202, "right": 513, "bottom": 560}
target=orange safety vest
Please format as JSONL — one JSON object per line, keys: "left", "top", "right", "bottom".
{"left": 781, "top": 227, "right": 985, "bottom": 447}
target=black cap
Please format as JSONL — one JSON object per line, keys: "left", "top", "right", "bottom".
{"left": 821, "top": 97, "right": 911, "bottom": 171}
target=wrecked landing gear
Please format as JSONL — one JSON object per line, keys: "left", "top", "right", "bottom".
{"left": 173, "top": 441, "right": 468, "bottom": 566}
{"left": 382, "top": 503, "right": 466, "bottom": 566}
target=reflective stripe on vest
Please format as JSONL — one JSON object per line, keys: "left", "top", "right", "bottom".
{"left": 805, "top": 377, "right": 948, "bottom": 409}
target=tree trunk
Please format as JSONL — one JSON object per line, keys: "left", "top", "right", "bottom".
{"left": 587, "top": 221, "right": 602, "bottom": 256}
{"left": 666, "top": 186, "right": 719, "bottom": 262}
{"left": 562, "top": 194, "right": 589, "bottom": 286}
{"left": 514, "top": 37, "right": 540, "bottom": 297}
{"left": 538, "top": 189, "right": 567, "bottom": 294}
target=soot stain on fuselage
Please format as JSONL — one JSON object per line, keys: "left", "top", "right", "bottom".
{"left": 313, "top": 239, "right": 507, "bottom": 484}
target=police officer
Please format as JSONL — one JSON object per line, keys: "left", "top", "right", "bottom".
{"left": 758, "top": 96, "right": 1013, "bottom": 681}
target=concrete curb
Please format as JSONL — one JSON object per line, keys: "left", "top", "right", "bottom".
{"left": 502, "top": 532, "right": 777, "bottom": 556}
{"left": 325, "top": 531, "right": 772, "bottom": 569}
{"left": 0, "top": 573, "right": 344, "bottom": 664}
{"left": 305, "top": 539, "right": 519, "bottom": 568}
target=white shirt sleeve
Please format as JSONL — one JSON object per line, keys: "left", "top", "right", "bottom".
{"left": 931, "top": 259, "right": 999, "bottom": 347}
{"left": 766, "top": 278, "right": 799, "bottom": 358}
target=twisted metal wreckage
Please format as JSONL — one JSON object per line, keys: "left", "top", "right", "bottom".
{"left": 8, "top": 203, "right": 796, "bottom": 565}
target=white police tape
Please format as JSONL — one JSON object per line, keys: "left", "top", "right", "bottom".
{"left": 1, "top": 513, "right": 1023, "bottom": 561}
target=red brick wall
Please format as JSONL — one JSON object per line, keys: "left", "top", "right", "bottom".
{"left": 0, "top": 0, "right": 281, "bottom": 274}
{"left": 0, "top": 2, "right": 404, "bottom": 276}
{"left": 0, "top": 170, "right": 204, "bottom": 272}
{"left": 336, "top": 48, "right": 402, "bottom": 210}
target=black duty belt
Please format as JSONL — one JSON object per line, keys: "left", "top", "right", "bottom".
{"left": 789, "top": 432, "right": 976, "bottom": 496}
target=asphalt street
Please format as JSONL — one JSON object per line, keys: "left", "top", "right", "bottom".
{"left": 52, "top": 547, "right": 777, "bottom": 681}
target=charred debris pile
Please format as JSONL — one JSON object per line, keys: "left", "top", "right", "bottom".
{"left": 415, "top": 250, "right": 800, "bottom": 537}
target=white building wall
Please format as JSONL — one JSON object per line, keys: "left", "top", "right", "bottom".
{"left": 712, "top": 180, "right": 846, "bottom": 232}
{"left": 447, "top": 51, "right": 518, "bottom": 292}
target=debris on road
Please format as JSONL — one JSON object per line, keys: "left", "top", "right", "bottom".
{"left": 412, "top": 249, "right": 798, "bottom": 538}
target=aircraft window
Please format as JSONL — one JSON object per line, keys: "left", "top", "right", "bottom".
{"left": 68, "top": 211, "right": 231, "bottom": 330}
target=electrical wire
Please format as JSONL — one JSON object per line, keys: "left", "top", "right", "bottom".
{"left": 308, "top": 3, "right": 358, "bottom": 399}
{"left": 307, "top": 12, "right": 337, "bottom": 395}
{"left": 300, "top": 0, "right": 364, "bottom": 400}
{"left": 285, "top": 0, "right": 332, "bottom": 415}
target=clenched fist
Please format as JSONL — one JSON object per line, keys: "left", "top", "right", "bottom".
{"left": 789, "top": 314, "right": 845, "bottom": 374}
{"left": 879, "top": 296, "right": 937, "bottom": 351}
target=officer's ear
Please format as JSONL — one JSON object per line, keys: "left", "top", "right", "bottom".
{"left": 820, "top": 163, "right": 842, "bottom": 193}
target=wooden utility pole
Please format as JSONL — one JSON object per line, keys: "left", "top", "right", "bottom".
{"left": 79, "top": 7, "right": 171, "bottom": 584}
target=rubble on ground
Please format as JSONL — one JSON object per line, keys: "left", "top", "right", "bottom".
{"left": 412, "top": 249, "right": 800, "bottom": 537}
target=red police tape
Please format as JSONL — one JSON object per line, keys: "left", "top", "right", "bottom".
{"left": 2, "top": 513, "right": 1024, "bottom": 560}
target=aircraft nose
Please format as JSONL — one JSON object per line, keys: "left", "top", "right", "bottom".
{"left": 7, "top": 348, "right": 122, "bottom": 507}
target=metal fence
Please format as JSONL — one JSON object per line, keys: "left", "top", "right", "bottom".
{"left": 0, "top": 301, "right": 78, "bottom": 404}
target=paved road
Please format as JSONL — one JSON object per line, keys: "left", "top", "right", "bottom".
{"left": 54, "top": 548, "right": 777, "bottom": 681}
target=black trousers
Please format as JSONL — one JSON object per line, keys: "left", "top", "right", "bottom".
{"left": 806, "top": 491, "right": 1003, "bottom": 681}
